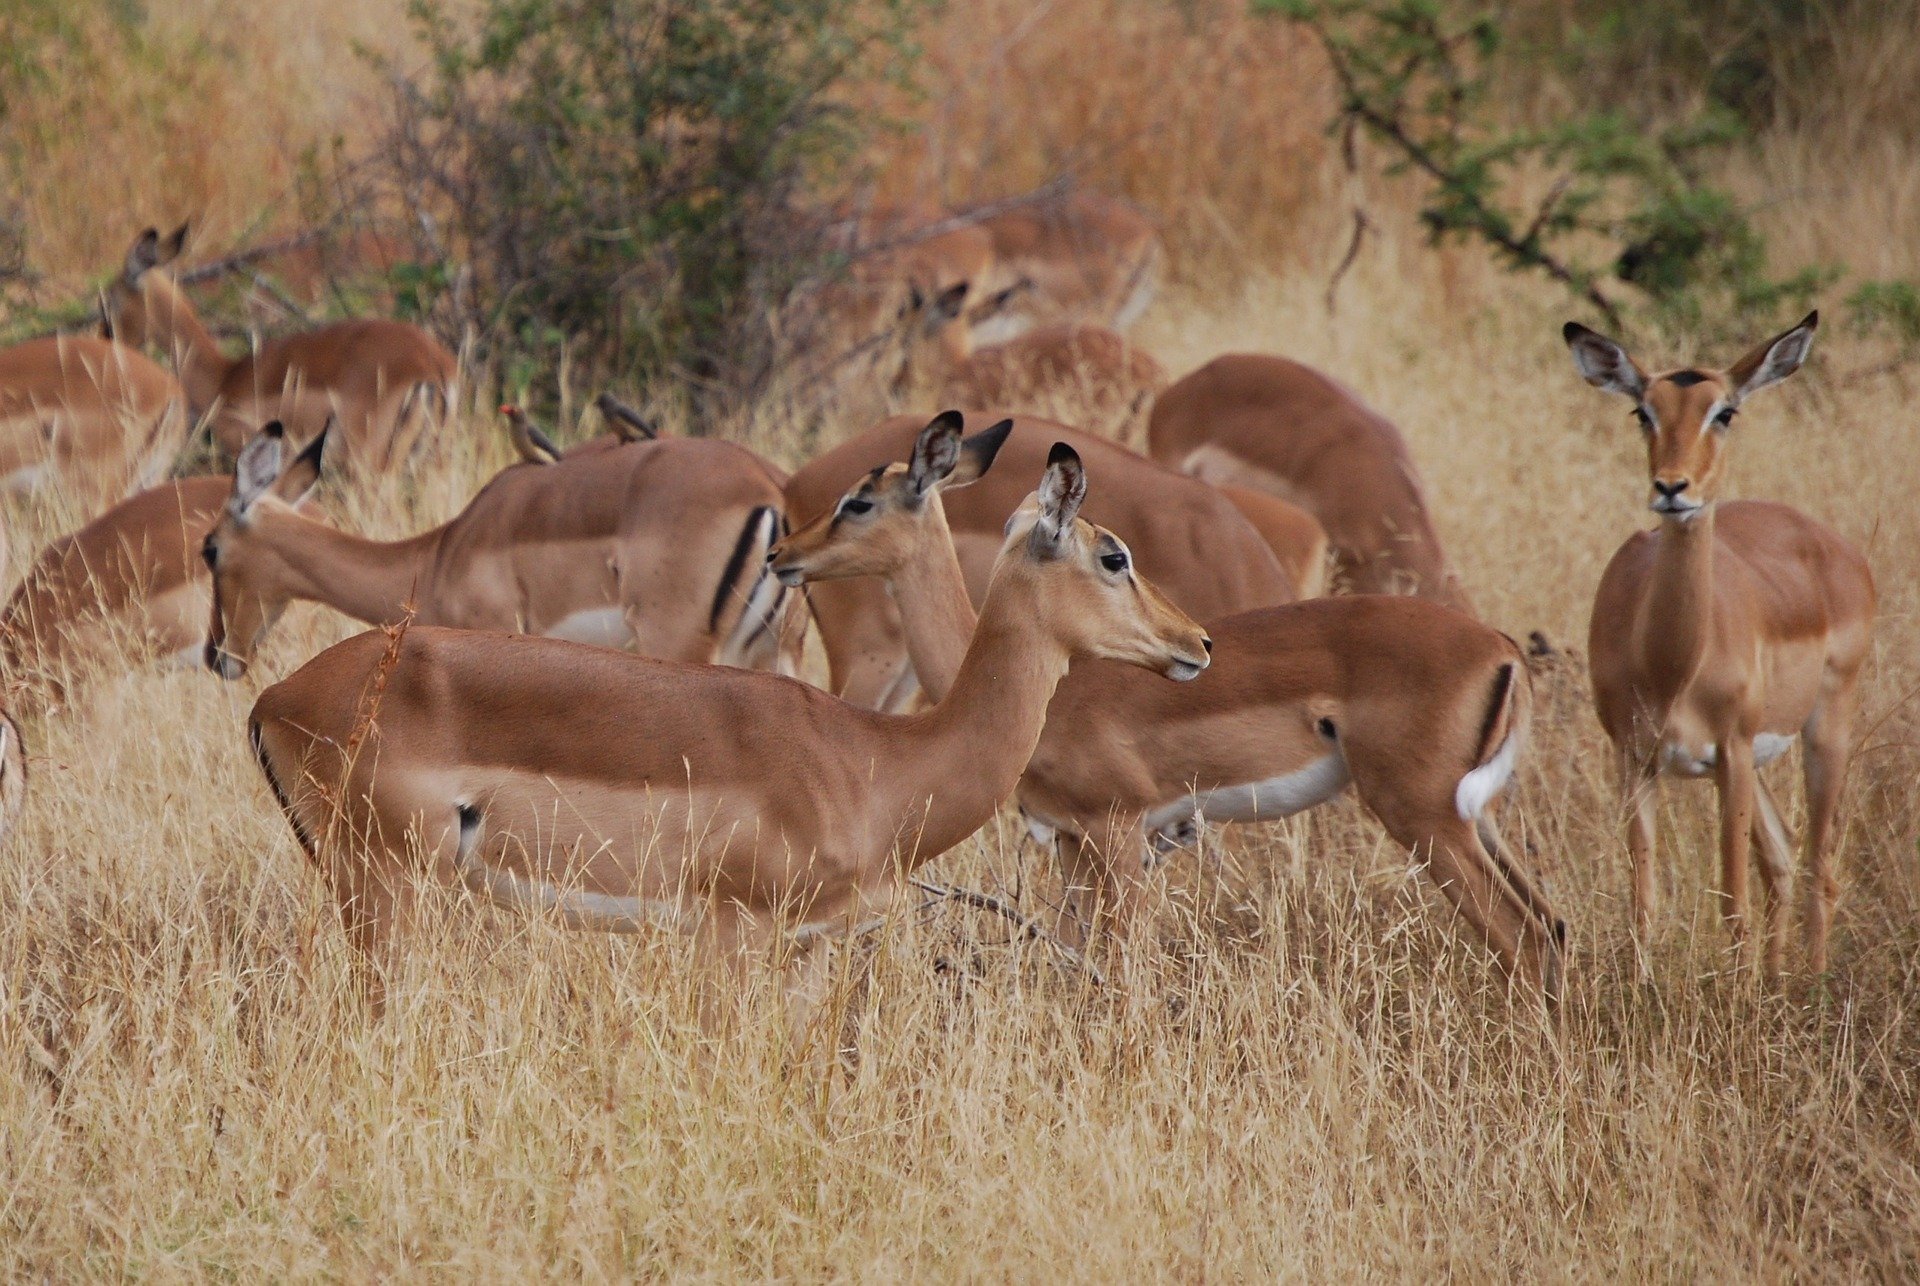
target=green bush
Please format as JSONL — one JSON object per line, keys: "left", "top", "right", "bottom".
{"left": 379, "top": 0, "right": 919, "bottom": 421}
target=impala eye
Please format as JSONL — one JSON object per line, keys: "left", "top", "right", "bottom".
{"left": 1632, "top": 407, "right": 1653, "bottom": 432}
{"left": 839, "top": 496, "right": 874, "bottom": 517}
{"left": 1100, "top": 550, "right": 1129, "bottom": 575}
{"left": 1712, "top": 406, "right": 1737, "bottom": 428}
{"left": 200, "top": 537, "right": 218, "bottom": 568}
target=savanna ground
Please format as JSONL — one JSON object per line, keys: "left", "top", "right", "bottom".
{"left": 2, "top": 0, "right": 1920, "bottom": 1276}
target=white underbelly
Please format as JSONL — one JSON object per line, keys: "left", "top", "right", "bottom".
{"left": 1661, "top": 732, "right": 1798, "bottom": 778}
{"left": 543, "top": 606, "right": 633, "bottom": 648}
{"left": 1143, "top": 754, "right": 1352, "bottom": 837}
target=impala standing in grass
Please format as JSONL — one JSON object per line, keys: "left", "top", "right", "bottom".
{"left": 203, "top": 421, "right": 804, "bottom": 680}
{"left": 247, "top": 444, "right": 1210, "bottom": 1017}
{"left": 1564, "top": 313, "right": 1874, "bottom": 978}
{"left": 772, "top": 413, "right": 1564, "bottom": 1002}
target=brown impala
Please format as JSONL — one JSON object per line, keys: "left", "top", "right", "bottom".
{"left": 0, "top": 334, "right": 187, "bottom": 501}
{"left": 1, "top": 476, "right": 230, "bottom": 708}
{"left": 771, "top": 413, "right": 1564, "bottom": 1003}
{"left": 101, "top": 224, "right": 457, "bottom": 475}
{"left": 203, "top": 421, "right": 804, "bottom": 680}
{"left": 1149, "top": 353, "right": 1472, "bottom": 611}
{"left": 247, "top": 445, "right": 1210, "bottom": 1019}
{"left": 1564, "top": 312, "right": 1874, "bottom": 978}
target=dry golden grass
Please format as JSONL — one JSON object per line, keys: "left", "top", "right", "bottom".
{"left": 4, "top": 0, "right": 1920, "bottom": 1277}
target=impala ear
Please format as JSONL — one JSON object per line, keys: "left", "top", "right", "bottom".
{"left": 159, "top": 221, "right": 190, "bottom": 266}
{"left": 125, "top": 228, "right": 161, "bottom": 283}
{"left": 946, "top": 418, "right": 1013, "bottom": 490}
{"left": 1727, "top": 310, "right": 1817, "bottom": 404}
{"left": 231, "top": 422, "right": 287, "bottom": 518}
{"left": 1029, "top": 442, "right": 1087, "bottom": 559}
{"left": 928, "top": 280, "right": 970, "bottom": 325}
{"left": 906, "top": 410, "right": 967, "bottom": 499}
{"left": 273, "top": 418, "right": 327, "bottom": 506}
{"left": 1562, "top": 321, "right": 1647, "bottom": 400}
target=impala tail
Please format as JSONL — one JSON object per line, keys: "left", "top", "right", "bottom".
{"left": 711, "top": 504, "right": 794, "bottom": 672}
{"left": 1454, "top": 655, "right": 1530, "bottom": 820}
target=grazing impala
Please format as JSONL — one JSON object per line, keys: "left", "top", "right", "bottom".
{"left": 787, "top": 411, "right": 1297, "bottom": 709}
{"left": 966, "top": 192, "right": 1163, "bottom": 343}
{"left": 771, "top": 414, "right": 1563, "bottom": 999}
{"left": 1, "top": 476, "right": 230, "bottom": 707}
{"left": 1149, "top": 354, "right": 1473, "bottom": 611}
{"left": 203, "top": 422, "right": 804, "bottom": 680}
{"left": 0, "top": 334, "right": 187, "bottom": 500}
{"left": 1564, "top": 313, "right": 1874, "bottom": 977}
{"left": 101, "top": 224, "right": 457, "bottom": 474}
{"left": 247, "top": 445, "right": 1210, "bottom": 1014}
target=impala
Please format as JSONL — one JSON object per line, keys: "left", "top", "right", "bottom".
{"left": 101, "top": 224, "right": 457, "bottom": 474}
{"left": 772, "top": 413, "right": 1563, "bottom": 1000}
{"left": 203, "top": 421, "right": 805, "bottom": 680}
{"left": 1, "top": 475, "right": 230, "bottom": 708}
{"left": 787, "top": 411, "right": 1298, "bottom": 709}
{"left": 0, "top": 333, "right": 187, "bottom": 500}
{"left": 799, "top": 202, "right": 992, "bottom": 391}
{"left": 1563, "top": 312, "right": 1874, "bottom": 977}
{"left": 965, "top": 192, "right": 1163, "bottom": 344}
{"left": 247, "top": 443, "right": 1210, "bottom": 1015}
{"left": 1149, "top": 353, "right": 1473, "bottom": 611}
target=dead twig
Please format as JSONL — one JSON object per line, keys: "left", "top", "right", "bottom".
{"left": 909, "top": 876, "right": 1105, "bottom": 985}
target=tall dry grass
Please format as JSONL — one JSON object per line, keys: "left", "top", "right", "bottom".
{"left": 2, "top": 0, "right": 1920, "bottom": 1276}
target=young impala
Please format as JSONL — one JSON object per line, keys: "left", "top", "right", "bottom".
{"left": 787, "top": 412, "right": 1300, "bottom": 709}
{"left": 772, "top": 413, "right": 1564, "bottom": 1003}
{"left": 203, "top": 422, "right": 804, "bottom": 680}
{"left": 1564, "top": 313, "right": 1874, "bottom": 977}
{"left": 247, "top": 445, "right": 1209, "bottom": 1016}
{"left": 101, "top": 224, "right": 457, "bottom": 475}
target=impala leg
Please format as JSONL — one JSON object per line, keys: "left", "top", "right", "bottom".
{"left": 1749, "top": 776, "right": 1795, "bottom": 981}
{"left": 1409, "top": 813, "right": 1564, "bottom": 1004}
{"left": 1475, "top": 811, "right": 1560, "bottom": 931}
{"left": 1800, "top": 700, "right": 1856, "bottom": 978}
{"left": 1713, "top": 736, "right": 1756, "bottom": 961}
{"left": 1619, "top": 753, "right": 1660, "bottom": 938}
{"left": 324, "top": 850, "right": 421, "bottom": 1015}
{"left": 1060, "top": 814, "right": 1151, "bottom": 957}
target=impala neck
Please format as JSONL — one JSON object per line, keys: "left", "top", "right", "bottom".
{"left": 889, "top": 567, "right": 1071, "bottom": 865}
{"left": 885, "top": 498, "right": 978, "bottom": 702}
{"left": 1635, "top": 504, "right": 1717, "bottom": 695}
{"left": 255, "top": 510, "right": 447, "bottom": 626}
{"left": 141, "top": 276, "right": 232, "bottom": 413}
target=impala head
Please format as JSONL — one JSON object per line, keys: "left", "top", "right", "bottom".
{"left": 100, "top": 222, "right": 190, "bottom": 350}
{"left": 1564, "top": 311, "right": 1818, "bottom": 521}
{"left": 889, "top": 279, "right": 973, "bottom": 393}
{"left": 770, "top": 411, "right": 1012, "bottom": 583}
{"left": 202, "top": 420, "right": 326, "bottom": 679}
{"left": 1003, "top": 441, "right": 1212, "bottom": 680}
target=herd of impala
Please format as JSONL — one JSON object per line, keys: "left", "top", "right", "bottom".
{"left": 0, "top": 192, "right": 1877, "bottom": 1032}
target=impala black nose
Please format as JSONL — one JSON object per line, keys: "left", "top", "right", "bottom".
{"left": 1201, "top": 636, "right": 1213, "bottom": 655}
{"left": 1653, "top": 479, "right": 1690, "bottom": 499}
